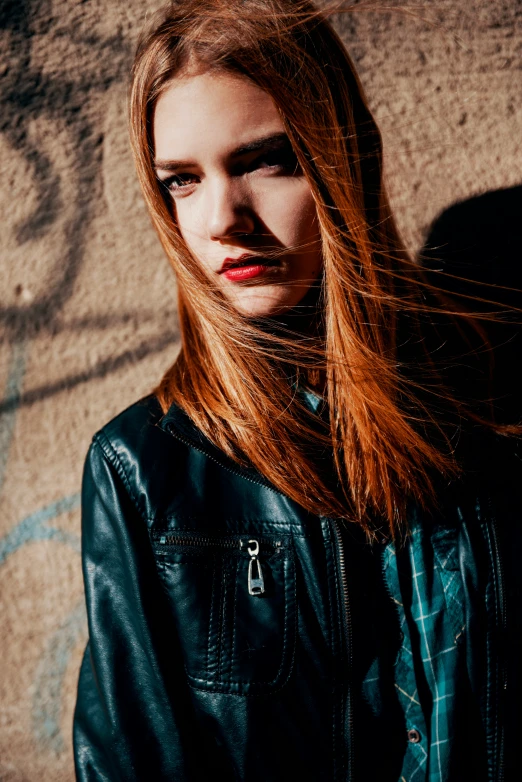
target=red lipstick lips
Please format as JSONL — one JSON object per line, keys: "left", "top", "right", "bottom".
{"left": 219, "top": 254, "right": 278, "bottom": 282}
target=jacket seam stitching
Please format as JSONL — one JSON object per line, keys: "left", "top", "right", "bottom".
{"left": 93, "top": 432, "right": 147, "bottom": 523}
{"left": 184, "top": 555, "right": 297, "bottom": 696}
{"left": 217, "top": 566, "right": 225, "bottom": 681}
{"left": 207, "top": 561, "right": 216, "bottom": 678}
{"left": 231, "top": 559, "right": 239, "bottom": 681}
{"left": 325, "top": 524, "right": 339, "bottom": 781}
{"left": 331, "top": 526, "right": 345, "bottom": 782}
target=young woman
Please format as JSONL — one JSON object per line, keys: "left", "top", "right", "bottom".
{"left": 73, "top": 2, "right": 521, "bottom": 780}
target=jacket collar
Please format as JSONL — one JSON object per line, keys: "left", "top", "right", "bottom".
{"left": 158, "top": 401, "right": 278, "bottom": 490}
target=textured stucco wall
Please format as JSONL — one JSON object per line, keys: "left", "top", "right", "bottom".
{"left": 1, "top": 1, "right": 521, "bottom": 779}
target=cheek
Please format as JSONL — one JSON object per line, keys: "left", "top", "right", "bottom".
{"left": 256, "top": 181, "right": 318, "bottom": 244}
{"left": 173, "top": 203, "right": 219, "bottom": 274}
{"left": 293, "top": 193, "right": 319, "bottom": 242}
{"left": 173, "top": 202, "right": 198, "bottom": 252}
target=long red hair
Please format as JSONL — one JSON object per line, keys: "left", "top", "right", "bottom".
{"left": 129, "top": 0, "right": 484, "bottom": 538}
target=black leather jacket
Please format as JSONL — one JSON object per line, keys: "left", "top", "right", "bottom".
{"left": 73, "top": 394, "right": 521, "bottom": 781}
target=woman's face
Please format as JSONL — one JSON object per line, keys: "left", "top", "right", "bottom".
{"left": 153, "top": 70, "right": 322, "bottom": 317}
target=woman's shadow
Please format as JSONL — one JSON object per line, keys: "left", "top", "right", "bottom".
{"left": 419, "top": 183, "right": 522, "bottom": 425}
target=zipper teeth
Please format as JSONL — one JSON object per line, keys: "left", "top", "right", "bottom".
{"left": 156, "top": 534, "right": 281, "bottom": 549}
{"left": 161, "top": 535, "right": 238, "bottom": 547}
{"left": 332, "top": 520, "right": 354, "bottom": 782}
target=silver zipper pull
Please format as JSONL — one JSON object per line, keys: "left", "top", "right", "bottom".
{"left": 247, "top": 539, "right": 265, "bottom": 596}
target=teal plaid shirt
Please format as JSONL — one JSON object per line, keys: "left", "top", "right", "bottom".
{"left": 360, "top": 517, "right": 468, "bottom": 781}
{"left": 301, "top": 389, "right": 480, "bottom": 780}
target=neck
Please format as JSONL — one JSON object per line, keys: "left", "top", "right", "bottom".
{"left": 254, "top": 281, "right": 323, "bottom": 337}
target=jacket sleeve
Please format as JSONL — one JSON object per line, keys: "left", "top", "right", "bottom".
{"left": 73, "top": 435, "right": 199, "bottom": 781}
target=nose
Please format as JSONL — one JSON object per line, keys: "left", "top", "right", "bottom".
{"left": 207, "top": 177, "right": 255, "bottom": 241}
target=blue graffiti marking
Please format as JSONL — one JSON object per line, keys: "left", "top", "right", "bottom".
{"left": 0, "top": 492, "right": 86, "bottom": 755}
{"left": 0, "top": 493, "right": 81, "bottom": 566}
{"left": 32, "top": 599, "right": 87, "bottom": 755}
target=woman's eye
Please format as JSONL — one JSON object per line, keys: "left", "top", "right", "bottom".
{"left": 252, "top": 149, "right": 300, "bottom": 174}
{"left": 159, "top": 173, "right": 198, "bottom": 195}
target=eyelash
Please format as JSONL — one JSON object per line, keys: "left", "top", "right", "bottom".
{"left": 158, "top": 149, "right": 299, "bottom": 197}
{"left": 160, "top": 173, "right": 198, "bottom": 195}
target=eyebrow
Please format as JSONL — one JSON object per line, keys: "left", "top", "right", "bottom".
{"left": 154, "top": 132, "right": 290, "bottom": 171}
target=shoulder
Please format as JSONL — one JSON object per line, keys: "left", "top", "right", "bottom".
{"left": 89, "top": 394, "right": 167, "bottom": 475}
{"left": 84, "top": 394, "right": 192, "bottom": 523}
{"left": 94, "top": 392, "right": 164, "bottom": 444}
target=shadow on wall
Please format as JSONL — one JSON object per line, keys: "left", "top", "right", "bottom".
{"left": 0, "top": 0, "right": 128, "bottom": 338}
{"left": 0, "top": 0, "right": 178, "bottom": 417}
{"left": 0, "top": 0, "right": 172, "bottom": 761}
{"left": 420, "top": 183, "right": 522, "bottom": 425}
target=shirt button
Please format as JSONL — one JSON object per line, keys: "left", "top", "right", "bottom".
{"left": 407, "top": 729, "right": 421, "bottom": 743}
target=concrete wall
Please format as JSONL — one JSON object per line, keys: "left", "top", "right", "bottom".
{"left": 1, "top": 1, "right": 521, "bottom": 778}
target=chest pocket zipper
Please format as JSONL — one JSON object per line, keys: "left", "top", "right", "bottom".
{"left": 152, "top": 530, "right": 296, "bottom": 695}
{"left": 247, "top": 539, "right": 265, "bottom": 595}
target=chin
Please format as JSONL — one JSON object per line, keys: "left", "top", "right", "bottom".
{"left": 230, "top": 292, "right": 297, "bottom": 318}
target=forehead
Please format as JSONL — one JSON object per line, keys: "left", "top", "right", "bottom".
{"left": 153, "top": 71, "right": 285, "bottom": 162}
